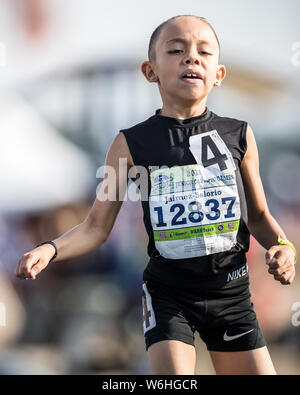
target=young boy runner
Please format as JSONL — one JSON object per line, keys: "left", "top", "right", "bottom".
{"left": 15, "top": 15, "right": 297, "bottom": 375}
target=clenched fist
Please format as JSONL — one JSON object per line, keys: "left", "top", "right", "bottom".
{"left": 266, "top": 245, "right": 296, "bottom": 285}
{"left": 14, "top": 244, "right": 56, "bottom": 280}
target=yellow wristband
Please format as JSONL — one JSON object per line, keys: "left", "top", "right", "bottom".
{"left": 278, "top": 235, "right": 297, "bottom": 265}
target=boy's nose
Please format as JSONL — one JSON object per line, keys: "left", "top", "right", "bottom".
{"left": 185, "top": 57, "right": 200, "bottom": 65}
{"left": 183, "top": 52, "right": 201, "bottom": 65}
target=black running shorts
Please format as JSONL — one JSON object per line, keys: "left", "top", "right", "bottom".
{"left": 141, "top": 262, "right": 266, "bottom": 352}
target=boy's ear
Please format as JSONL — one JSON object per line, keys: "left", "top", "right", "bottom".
{"left": 141, "top": 61, "right": 158, "bottom": 83}
{"left": 214, "top": 65, "right": 226, "bottom": 87}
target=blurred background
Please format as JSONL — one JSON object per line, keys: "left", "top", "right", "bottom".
{"left": 0, "top": 0, "right": 299, "bottom": 375}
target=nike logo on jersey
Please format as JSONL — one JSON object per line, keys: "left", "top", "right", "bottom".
{"left": 227, "top": 263, "right": 248, "bottom": 283}
{"left": 223, "top": 329, "right": 254, "bottom": 341}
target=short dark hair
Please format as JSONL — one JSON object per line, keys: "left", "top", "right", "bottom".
{"left": 148, "top": 15, "right": 221, "bottom": 62}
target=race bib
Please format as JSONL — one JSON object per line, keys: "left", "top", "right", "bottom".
{"left": 149, "top": 130, "right": 241, "bottom": 259}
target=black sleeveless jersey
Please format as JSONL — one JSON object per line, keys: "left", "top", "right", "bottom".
{"left": 120, "top": 107, "right": 250, "bottom": 288}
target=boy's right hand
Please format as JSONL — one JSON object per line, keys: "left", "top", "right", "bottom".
{"left": 14, "top": 244, "right": 56, "bottom": 280}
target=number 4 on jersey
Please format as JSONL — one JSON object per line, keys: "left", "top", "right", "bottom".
{"left": 189, "top": 131, "right": 236, "bottom": 172}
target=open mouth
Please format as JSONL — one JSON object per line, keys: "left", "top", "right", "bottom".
{"left": 180, "top": 73, "right": 203, "bottom": 85}
{"left": 180, "top": 71, "right": 203, "bottom": 84}
{"left": 181, "top": 73, "right": 202, "bottom": 80}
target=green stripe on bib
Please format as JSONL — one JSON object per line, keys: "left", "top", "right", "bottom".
{"left": 154, "top": 220, "right": 240, "bottom": 241}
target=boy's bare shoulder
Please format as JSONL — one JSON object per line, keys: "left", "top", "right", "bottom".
{"left": 106, "top": 132, "right": 133, "bottom": 168}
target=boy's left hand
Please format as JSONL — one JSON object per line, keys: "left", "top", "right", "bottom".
{"left": 266, "top": 245, "right": 296, "bottom": 285}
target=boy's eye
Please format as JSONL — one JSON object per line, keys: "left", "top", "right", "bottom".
{"left": 167, "top": 49, "right": 213, "bottom": 55}
{"left": 167, "top": 50, "right": 183, "bottom": 54}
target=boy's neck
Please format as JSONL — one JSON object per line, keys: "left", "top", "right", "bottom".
{"left": 159, "top": 100, "right": 207, "bottom": 120}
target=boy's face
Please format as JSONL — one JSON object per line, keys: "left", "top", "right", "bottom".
{"left": 142, "top": 17, "right": 225, "bottom": 104}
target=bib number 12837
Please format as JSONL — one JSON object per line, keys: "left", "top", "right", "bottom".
{"left": 154, "top": 197, "right": 236, "bottom": 228}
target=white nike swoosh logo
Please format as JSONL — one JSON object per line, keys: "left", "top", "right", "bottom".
{"left": 223, "top": 329, "right": 254, "bottom": 341}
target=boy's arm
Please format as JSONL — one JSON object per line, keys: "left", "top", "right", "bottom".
{"left": 240, "top": 124, "right": 296, "bottom": 285}
{"left": 15, "top": 132, "right": 134, "bottom": 280}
